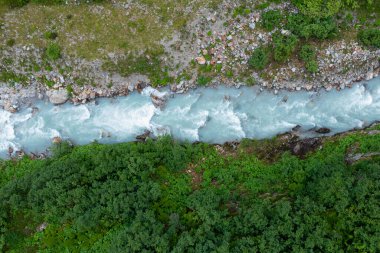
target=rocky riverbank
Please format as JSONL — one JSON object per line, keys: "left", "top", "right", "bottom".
{"left": 0, "top": 0, "right": 379, "bottom": 112}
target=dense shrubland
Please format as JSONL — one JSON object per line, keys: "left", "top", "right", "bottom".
{"left": 1, "top": 131, "right": 379, "bottom": 252}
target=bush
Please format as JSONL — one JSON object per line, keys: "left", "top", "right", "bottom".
{"left": 1, "top": 0, "right": 29, "bottom": 8}
{"left": 286, "top": 14, "right": 338, "bottom": 40}
{"left": 272, "top": 33, "right": 299, "bottom": 62}
{"left": 291, "top": 0, "right": 341, "bottom": 18}
{"left": 299, "top": 45, "right": 316, "bottom": 61}
{"left": 197, "top": 75, "right": 212, "bottom": 86}
{"left": 44, "top": 31, "right": 58, "bottom": 40}
{"left": 306, "top": 60, "right": 318, "bottom": 73}
{"left": 358, "top": 29, "right": 380, "bottom": 48}
{"left": 45, "top": 43, "right": 61, "bottom": 61}
{"left": 261, "top": 10, "right": 283, "bottom": 31}
{"left": 6, "top": 38, "right": 15, "bottom": 47}
{"left": 248, "top": 47, "right": 270, "bottom": 70}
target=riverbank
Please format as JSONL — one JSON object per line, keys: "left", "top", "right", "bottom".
{"left": 0, "top": 0, "right": 379, "bottom": 112}
{"left": 1, "top": 76, "right": 379, "bottom": 158}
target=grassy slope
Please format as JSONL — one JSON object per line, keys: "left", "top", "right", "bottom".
{"left": 0, "top": 0, "right": 221, "bottom": 59}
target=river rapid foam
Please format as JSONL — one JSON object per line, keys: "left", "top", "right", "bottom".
{"left": 1, "top": 77, "right": 379, "bottom": 157}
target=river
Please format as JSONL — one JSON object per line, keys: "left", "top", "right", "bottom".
{"left": 1, "top": 77, "right": 379, "bottom": 158}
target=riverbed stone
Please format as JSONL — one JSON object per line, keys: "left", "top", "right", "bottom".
{"left": 47, "top": 89, "right": 69, "bottom": 105}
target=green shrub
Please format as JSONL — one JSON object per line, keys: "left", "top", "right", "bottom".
{"left": 1, "top": 0, "right": 29, "bottom": 8}
{"left": 306, "top": 60, "right": 318, "bottom": 73}
{"left": 299, "top": 45, "right": 316, "bottom": 61}
{"left": 286, "top": 14, "right": 338, "bottom": 40}
{"left": 197, "top": 75, "right": 212, "bottom": 86}
{"left": 272, "top": 33, "right": 299, "bottom": 62}
{"left": 232, "top": 6, "right": 251, "bottom": 18}
{"left": 358, "top": 28, "right": 380, "bottom": 48}
{"left": 44, "top": 31, "right": 58, "bottom": 40}
{"left": 248, "top": 47, "right": 270, "bottom": 70}
{"left": 261, "top": 10, "right": 283, "bottom": 31}
{"left": 6, "top": 38, "right": 15, "bottom": 47}
{"left": 45, "top": 43, "right": 61, "bottom": 61}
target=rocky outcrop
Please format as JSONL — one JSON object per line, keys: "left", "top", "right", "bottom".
{"left": 345, "top": 152, "right": 380, "bottom": 165}
{"left": 136, "top": 130, "right": 151, "bottom": 141}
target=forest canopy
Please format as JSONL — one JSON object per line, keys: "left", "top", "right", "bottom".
{"left": 1, "top": 131, "right": 379, "bottom": 252}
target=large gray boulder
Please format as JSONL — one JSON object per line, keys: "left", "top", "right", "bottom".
{"left": 47, "top": 89, "right": 69, "bottom": 105}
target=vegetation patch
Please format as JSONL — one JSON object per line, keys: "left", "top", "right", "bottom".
{"left": 248, "top": 46, "right": 270, "bottom": 70}
{"left": 44, "top": 43, "right": 61, "bottom": 61}
{"left": 0, "top": 131, "right": 380, "bottom": 252}
{"left": 358, "top": 28, "right": 380, "bottom": 48}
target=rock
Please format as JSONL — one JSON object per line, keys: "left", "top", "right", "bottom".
{"left": 281, "top": 29, "right": 291, "bottom": 36}
{"left": 365, "top": 71, "right": 374, "bottom": 81}
{"left": 47, "top": 89, "right": 68, "bottom": 105}
{"left": 249, "top": 23, "right": 256, "bottom": 30}
{"left": 136, "top": 130, "right": 151, "bottom": 141}
{"left": 135, "top": 82, "right": 147, "bottom": 93}
{"left": 36, "top": 222, "right": 48, "bottom": 232}
{"left": 292, "top": 138, "right": 321, "bottom": 157}
{"left": 368, "top": 130, "right": 380, "bottom": 135}
{"left": 345, "top": 152, "right": 380, "bottom": 165}
{"left": 315, "top": 127, "right": 331, "bottom": 134}
{"left": 52, "top": 136, "right": 62, "bottom": 144}
{"left": 196, "top": 56, "right": 206, "bottom": 65}
{"left": 8, "top": 146, "right": 14, "bottom": 155}
{"left": 3, "top": 102, "right": 18, "bottom": 113}
{"left": 151, "top": 94, "right": 166, "bottom": 108}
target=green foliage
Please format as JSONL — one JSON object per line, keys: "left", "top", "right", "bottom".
{"left": 248, "top": 47, "right": 270, "bottom": 70}
{"left": 299, "top": 45, "right": 318, "bottom": 73}
{"left": 232, "top": 6, "right": 251, "bottom": 18}
{"left": 286, "top": 14, "right": 338, "bottom": 40}
{"left": 261, "top": 10, "right": 283, "bottom": 31}
{"left": 358, "top": 28, "right": 380, "bottom": 48}
{"left": 44, "top": 31, "right": 58, "bottom": 40}
{"left": 6, "top": 38, "right": 15, "bottom": 47}
{"left": 305, "top": 60, "right": 318, "bottom": 73}
{"left": 45, "top": 43, "right": 61, "bottom": 61}
{"left": 299, "top": 44, "right": 315, "bottom": 61}
{"left": 291, "top": 0, "right": 373, "bottom": 18}
{"left": 102, "top": 51, "right": 173, "bottom": 87}
{"left": 291, "top": 0, "right": 342, "bottom": 18}
{"left": 0, "top": 133, "right": 380, "bottom": 252}
{"left": 272, "top": 33, "right": 299, "bottom": 62}
{"left": 1, "top": 132, "right": 380, "bottom": 252}
{"left": 197, "top": 75, "right": 212, "bottom": 86}
{"left": 0, "top": 70, "right": 28, "bottom": 85}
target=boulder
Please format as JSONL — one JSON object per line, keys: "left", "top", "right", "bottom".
{"left": 47, "top": 89, "right": 69, "bottom": 105}
{"left": 291, "top": 138, "right": 321, "bottom": 157}
{"left": 52, "top": 136, "right": 62, "bottom": 144}
{"left": 315, "top": 127, "right": 331, "bottom": 134}
{"left": 136, "top": 130, "right": 151, "bottom": 141}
